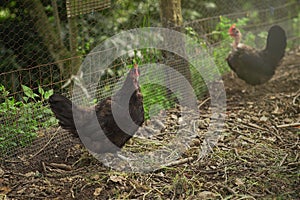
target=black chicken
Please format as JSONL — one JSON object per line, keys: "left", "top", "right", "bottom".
{"left": 49, "top": 64, "right": 144, "bottom": 153}
{"left": 226, "top": 24, "right": 287, "bottom": 85}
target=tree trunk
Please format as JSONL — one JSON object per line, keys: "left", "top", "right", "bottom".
{"left": 68, "top": 16, "right": 81, "bottom": 75}
{"left": 160, "top": 0, "right": 183, "bottom": 27}
{"left": 23, "top": 0, "right": 75, "bottom": 79}
{"left": 159, "top": 0, "right": 194, "bottom": 107}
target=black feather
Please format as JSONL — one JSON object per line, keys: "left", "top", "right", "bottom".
{"left": 49, "top": 67, "right": 144, "bottom": 153}
{"left": 227, "top": 25, "right": 287, "bottom": 85}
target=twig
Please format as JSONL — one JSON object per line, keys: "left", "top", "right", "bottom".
{"left": 270, "top": 126, "right": 284, "bottom": 143}
{"left": 48, "top": 162, "right": 72, "bottom": 171}
{"left": 242, "top": 122, "right": 268, "bottom": 131}
{"left": 198, "top": 97, "right": 210, "bottom": 109}
{"left": 279, "top": 153, "right": 289, "bottom": 167}
{"left": 192, "top": 120, "right": 197, "bottom": 132}
{"left": 29, "top": 127, "right": 61, "bottom": 159}
{"left": 292, "top": 89, "right": 300, "bottom": 106}
{"left": 287, "top": 161, "right": 300, "bottom": 167}
{"left": 276, "top": 122, "right": 300, "bottom": 128}
{"left": 234, "top": 148, "right": 249, "bottom": 163}
{"left": 289, "top": 136, "right": 299, "bottom": 149}
{"left": 143, "top": 189, "right": 154, "bottom": 200}
{"left": 70, "top": 182, "right": 76, "bottom": 199}
{"left": 223, "top": 166, "right": 228, "bottom": 183}
{"left": 156, "top": 157, "right": 194, "bottom": 171}
{"left": 41, "top": 161, "right": 47, "bottom": 173}
{"left": 217, "top": 183, "right": 237, "bottom": 195}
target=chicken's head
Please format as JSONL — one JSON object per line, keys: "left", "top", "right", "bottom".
{"left": 130, "top": 63, "right": 140, "bottom": 79}
{"left": 229, "top": 24, "right": 242, "bottom": 48}
{"left": 130, "top": 63, "right": 140, "bottom": 90}
{"left": 228, "top": 24, "right": 241, "bottom": 38}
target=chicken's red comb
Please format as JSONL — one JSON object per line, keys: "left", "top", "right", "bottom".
{"left": 229, "top": 24, "right": 236, "bottom": 32}
{"left": 229, "top": 24, "right": 235, "bottom": 31}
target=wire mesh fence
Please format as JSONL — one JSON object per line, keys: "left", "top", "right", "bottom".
{"left": 0, "top": 0, "right": 299, "bottom": 166}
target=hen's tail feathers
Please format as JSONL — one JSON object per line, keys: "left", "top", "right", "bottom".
{"left": 49, "top": 94, "right": 76, "bottom": 132}
{"left": 265, "top": 25, "right": 287, "bottom": 63}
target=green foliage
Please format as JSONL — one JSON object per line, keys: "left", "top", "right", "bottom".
{"left": 0, "top": 85, "right": 57, "bottom": 154}
{"left": 212, "top": 16, "right": 257, "bottom": 73}
{"left": 185, "top": 26, "right": 208, "bottom": 49}
{"left": 213, "top": 16, "right": 250, "bottom": 42}
{"left": 141, "top": 84, "right": 178, "bottom": 120}
{"left": 288, "top": 12, "right": 300, "bottom": 50}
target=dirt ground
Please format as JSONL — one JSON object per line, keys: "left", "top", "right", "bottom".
{"left": 0, "top": 49, "right": 299, "bottom": 199}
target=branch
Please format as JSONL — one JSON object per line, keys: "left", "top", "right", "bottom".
{"left": 276, "top": 122, "right": 300, "bottom": 128}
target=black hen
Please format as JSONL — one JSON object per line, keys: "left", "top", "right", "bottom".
{"left": 226, "top": 24, "right": 287, "bottom": 85}
{"left": 49, "top": 64, "right": 144, "bottom": 153}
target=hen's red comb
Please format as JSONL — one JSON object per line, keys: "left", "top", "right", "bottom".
{"left": 229, "top": 24, "right": 236, "bottom": 30}
{"left": 228, "top": 24, "right": 236, "bottom": 35}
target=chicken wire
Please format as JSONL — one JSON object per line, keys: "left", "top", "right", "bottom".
{"left": 0, "top": 0, "right": 299, "bottom": 168}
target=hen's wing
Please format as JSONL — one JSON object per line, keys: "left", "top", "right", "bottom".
{"left": 227, "top": 46, "right": 275, "bottom": 85}
{"left": 96, "top": 94, "right": 144, "bottom": 150}
{"left": 49, "top": 94, "right": 121, "bottom": 153}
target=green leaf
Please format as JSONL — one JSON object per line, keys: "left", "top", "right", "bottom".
{"left": 38, "top": 85, "right": 44, "bottom": 96}
{"left": 22, "top": 96, "right": 29, "bottom": 103}
{"left": 22, "top": 85, "right": 38, "bottom": 99}
{"left": 44, "top": 89, "right": 53, "bottom": 100}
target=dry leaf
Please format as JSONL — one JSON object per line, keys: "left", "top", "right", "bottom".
{"left": 197, "top": 191, "right": 218, "bottom": 199}
{"left": 24, "top": 172, "right": 35, "bottom": 177}
{"left": 91, "top": 174, "right": 100, "bottom": 181}
{"left": 109, "top": 175, "right": 126, "bottom": 184}
{"left": 0, "top": 186, "right": 11, "bottom": 195}
{"left": 235, "top": 178, "right": 244, "bottom": 186}
{"left": 260, "top": 116, "right": 268, "bottom": 122}
{"left": 93, "top": 187, "right": 102, "bottom": 196}
{"left": 16, "top": 187, "right": 26, "bottom": 194}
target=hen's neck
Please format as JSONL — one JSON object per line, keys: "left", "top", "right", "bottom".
{"left": 232, "top": 35, "right": 241, "bottom": 49}
{"left": 114, "top": 76, "right": 138, "bottom": 104}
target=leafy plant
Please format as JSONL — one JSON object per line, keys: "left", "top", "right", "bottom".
{"left": 0, "top": 85, "right": 57, "bottom": 155}
{"left": 141, "top": 83, "right": 179, "bottom": 120}
{"left": 210, "top": 16, "right": 254, "bottom": 73}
